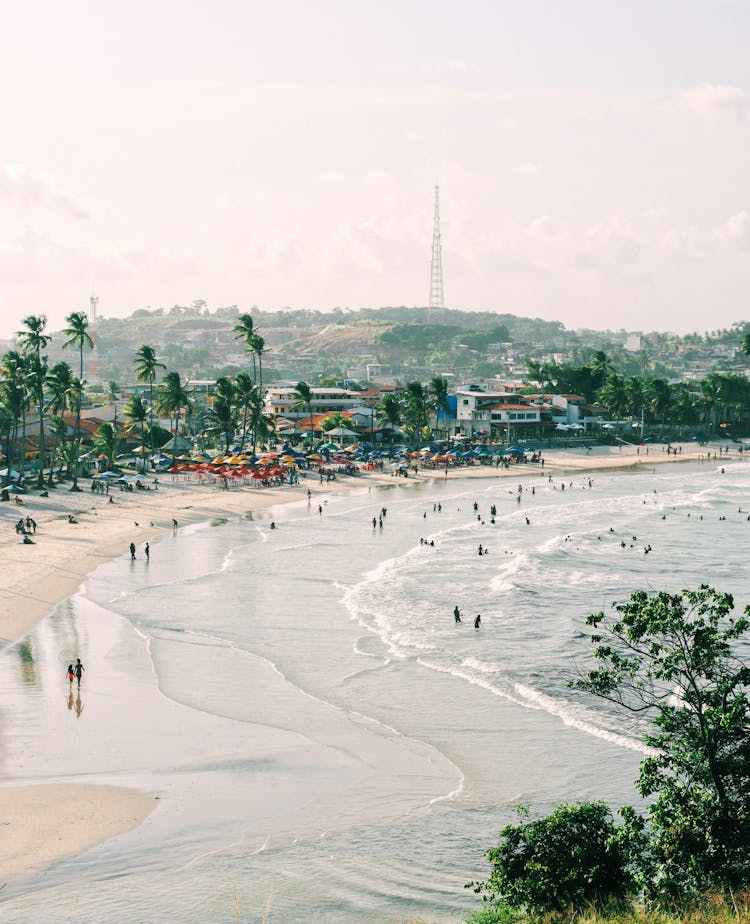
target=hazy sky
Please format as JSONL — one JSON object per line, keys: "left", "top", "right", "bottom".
{"left": 2, "top": 0, "right": 750, "bottom": 337}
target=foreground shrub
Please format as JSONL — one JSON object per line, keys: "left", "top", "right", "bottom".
{"left": 467, "top": 802, "right": 638, "bottom": 918}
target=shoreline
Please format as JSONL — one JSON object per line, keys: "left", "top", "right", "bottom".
{"left": 0, "top": 442, "right": 736, "bottom": 885}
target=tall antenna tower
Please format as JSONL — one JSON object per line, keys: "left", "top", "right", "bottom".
{"left": 428, "top": 185, "right": 445, "bottom": 325}
{"left": 89, "top": 292, "right": 99, "bottom": 381}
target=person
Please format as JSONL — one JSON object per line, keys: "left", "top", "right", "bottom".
{"left": 145, "top": 542, "right": 150, "bottom": 560}
{"left": 453, "top": 606, "right": 462, "bottom": 623}
{"left": 172, "top": 518, "right": 178, "bottom": 529}
{"left": 270, "top": 522, "right": 277, "bottom": 530}
{"left": 318, "top": 504, "right": 323, "bottom": 515}
{"left": 474, "top": 614, "right": 481, "bottom": 629}
{"left": 478, "top": 544, "right": 483, "bottom": 556}
{"left": 66, "top": 663, "right": 75, "bottom": 686}
{"left": 74, "top": 658, "right": 84, "bottom": 688}
{"left": 130, "top": 542, "right": 136, "bottom": 561}
{"left": 22, "top": 534, "right": 35, "bottom": 544}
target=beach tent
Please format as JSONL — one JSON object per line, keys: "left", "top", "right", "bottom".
{"left": 0, "top": 468, "right": 21, "bottom": 480}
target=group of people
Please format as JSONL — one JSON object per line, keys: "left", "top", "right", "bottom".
{"left": 129, "top": 541, "right": 150, "bottom": 561}
{"left": 453, "top": 606, "right": 481, "bottom": 629}
{"left": 66, "top": 658, "right": 85, "bottom": 688}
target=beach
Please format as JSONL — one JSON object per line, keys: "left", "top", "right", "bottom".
{"left": 0, "top": 441, "right": 738, "bottom": 919}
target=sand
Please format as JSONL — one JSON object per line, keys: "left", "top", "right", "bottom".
{"left": 0, "top": 440, "right": 727, "bottom": 884}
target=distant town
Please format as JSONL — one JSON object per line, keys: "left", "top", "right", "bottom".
{"left": 3, "top": 303, "right": 750, "bottom": 486}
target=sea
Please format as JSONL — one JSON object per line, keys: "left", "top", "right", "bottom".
{"left": 2, "top": 458, "right": 750, "bottom": 923}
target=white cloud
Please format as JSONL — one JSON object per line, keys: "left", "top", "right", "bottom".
{"left": 682, "top": 84, "right": 750, "bottom": 121}
{"left": 512, "top": 162, "right": 541, "bottom": 176}
{"left": 0, "top": 164, "right": 98, "bottom": 219}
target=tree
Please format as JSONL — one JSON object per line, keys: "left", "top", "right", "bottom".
{"left": 62, "top": 311, "right": 94, "bottom": 489}
{"left": 158, "top": 371, "right": 189, "bottom": 440}
{"left": 376, "top": 393, "right": 402, "bottom": 443}
{"left": 249, "top": 333, "right": 266, "bottom": 449}
{"left": 290, "top": 381, "right": 314, "bottom": 439}
{"left": 468, "top": 802, "right": 639, "bottom": 917}
{"left": 233, "top": 372, "right": 257, "bottom": 450}
{"left": 124, "top": 395, "right": 149, "bottom": 472}
{"left": 402, "top": 381, "right": 430, "bottom": 446}
{"left": 430, "top": 375, "right": 450, "bottom": 439}
{"left": 17, "top": 315, "right": 51, "bottom": 488}
{"left": 233, "top": 313, "right": 259, "bottom": 382}
{"left": 572, "top": 585, "right": 750, "bottom": 907}
{"left": 133, "top": 345, "right": 165, "bottom": 449}
{"left": 92, "top": 421, "right": 120, "bottom": 468}
{"left": 0, "top": 351, "right": 28, "bottom": 487}
{"left": 45, "top": 361, "right": 74, "bottom": 485}
{"left": 207, "top": 376, "right": 236, "bottom": 452}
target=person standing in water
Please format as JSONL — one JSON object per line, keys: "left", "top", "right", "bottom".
{"left": 453, "top": 606, "right": 462, "bottom": 623}
{"left": 145, "top": 542, "right": 150, "bottom": 560}
{"left": 129, "top": 542, "right": 136, "bottom": 561}
{"left": 474, "top": 614, "right": 481, "bottom": 629}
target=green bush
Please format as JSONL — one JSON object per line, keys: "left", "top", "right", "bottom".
{"left": 467, "top": 802, "right": 638, "bottom": 918}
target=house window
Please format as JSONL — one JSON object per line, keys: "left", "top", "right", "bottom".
{"left": 463, "top": 399, "right": 469, "bottom": 406}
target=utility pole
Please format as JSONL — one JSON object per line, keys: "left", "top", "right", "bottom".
{"left": 89, "top": 293, "right": 99, "bottom": 381}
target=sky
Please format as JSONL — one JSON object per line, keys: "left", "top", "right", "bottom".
{"left": 2, "top": 0, "right": 750, "bottom": 337}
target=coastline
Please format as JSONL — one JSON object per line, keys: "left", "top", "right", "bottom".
{"left": 0, "top": 441, "right": 732, "bottom": 886}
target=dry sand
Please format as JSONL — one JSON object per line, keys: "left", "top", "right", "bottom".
{"left": 0, "top": 441, "right": 725, "bottom": 884}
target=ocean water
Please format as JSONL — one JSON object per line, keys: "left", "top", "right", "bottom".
{"left": 2, "top": 460, "right": 750, "bottom": 923}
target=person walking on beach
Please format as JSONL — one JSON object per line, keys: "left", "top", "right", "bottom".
{"left": 130, "top": 541, "right": 136, "bottom": 561}
{"left": 474, "top": 614, "right": 481, "bottom": 629}
{"left": 145, "top": 542, "right": 150, "bottom": 561}
{"left": 66, "top": 663, "right": 75, "bottom": 687}
{"left": 74, "top": 658, "right": 85, "bottom": 688}
{"left": 454, "top": 606, "right": 462, "bottom": 624}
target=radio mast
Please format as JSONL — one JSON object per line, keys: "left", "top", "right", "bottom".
{"left": 428, "top": 186, "right": 445, "bottom": 325}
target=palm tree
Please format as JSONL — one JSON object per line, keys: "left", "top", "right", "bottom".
{"left": 290, "top": 381, "right": 314, "bottom": 441}
{"left": 643, "top": 377, "right": 672, "bottom": 428}
{"left": 588, "top": 350, "right": 613, "bottom": 391}
{"left": 597, "top": 373, "right": 629, "bottom": 421}
{"left": 45, "top": 361, "right": 74, "bottom": 485}
{"left": 159, "top": 371, "right": 189, "bottom": 439}
{"left": 233, "top": 313, "right": 259, "bottom": 382}
{"left": 17, "top": 315, "right": 51, "bottom": 488}
{"left": 741, "top": 330, "right": 750, "bottom": 357}
{"left": 62, "top": 311, "right": 93, "bottom": 489}
{"left": 92, "top": 421, "right": 120, "bottom": 469}
{"left": 249, "top": 334, "right": 267, "bottom": 449}
{"left": 207, "top": 377, "right": 236, "bottom": 453}
{"left": 0, "top": 351, "right": 28, "bottom": 486}
{"left": 402, "top": 382, "right": 430, "bottom": 447}
{"left": 133, "top": 345, "right": 165, "bottom": 450}
{"left": 62, "top": 312, "right": 93, "bottom": 379}
{"left": 233, "top": 372, "right": 256, "bottom": 450}
{"left": 430, "top": 375, "right": 450, "bottom": 439}
{"left": 376, "top": 393, "right": 402, "bottom": 444}
{"left": 124, "top": 394, "right": 149, "bottom": 472}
